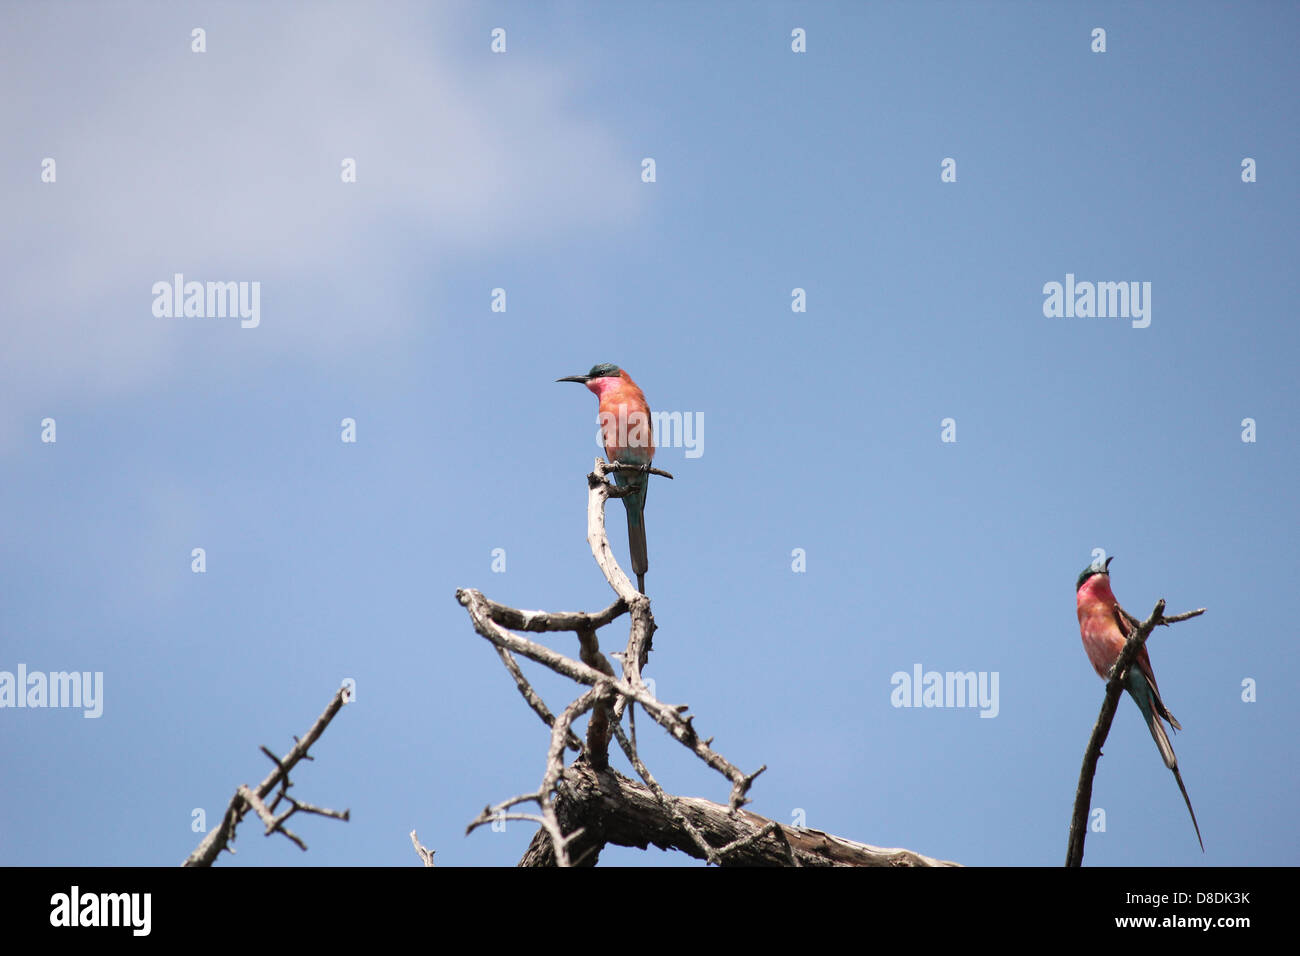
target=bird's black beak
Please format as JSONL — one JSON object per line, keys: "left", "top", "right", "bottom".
{"left": 1104, "top": 555, "right": 1114, "bottom": 571}
{"left": 556, "top": 375, "right": 590, "bottom": 384}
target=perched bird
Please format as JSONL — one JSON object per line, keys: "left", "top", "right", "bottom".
{"left": 1076, "top": 556, "right": 1203, "bottom": 851}
{"left": 557, "top": 363, "right": 655, "bottom": 592}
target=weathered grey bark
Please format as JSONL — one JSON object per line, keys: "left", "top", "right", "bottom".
{"left": 516, "top": 758, "right": 957, "bottom": 867}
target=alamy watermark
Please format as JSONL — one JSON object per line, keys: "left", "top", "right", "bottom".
{"left": 50, "top": 886, "right": 150, "bottom": 936}
{"left": 152, "top": 273, "right": 260, "bottom": 328}
{"left": 593, "top": 409, "right": 704, "bottom": 459}
{"left": 890, "top": 664, "right": 999, "bottom": 718}
{"left": 0, "top": 665, "right": 103, "bottom": 718}
{"left": 1043, "top": 273, "right": 1151, "bottom": 328}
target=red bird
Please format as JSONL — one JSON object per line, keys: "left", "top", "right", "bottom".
{"left": 557, "top": 364, "right": 654, "bottom": 592}
{"left": 1076, "top": 556, "right": 1203, "bottom": 851}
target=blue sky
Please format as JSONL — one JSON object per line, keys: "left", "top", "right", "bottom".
{"left": 2, "top": 1, "right": 1296, "bottom": 867}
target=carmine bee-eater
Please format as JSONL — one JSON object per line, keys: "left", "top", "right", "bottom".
{"left": 1076, "top": 556, "right": 1203, "bottom": 851}
{"left": 557, "top": 363, "right": 655, "bottom": 593}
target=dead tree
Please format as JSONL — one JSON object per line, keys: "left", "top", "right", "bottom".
{"left": 456, "top": 459, "right": 957, "bottom": 867}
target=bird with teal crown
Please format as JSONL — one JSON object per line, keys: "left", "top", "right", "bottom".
{"left": 557, "top": 364, "right": 655, "bottom": 593}
{"left": 1076, "top": 556, "right": 1203, "bottom": 851}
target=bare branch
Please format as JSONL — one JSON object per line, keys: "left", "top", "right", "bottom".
{"left": 585, "top": 460, "right": 643, "bottom": 606}
{"left": 604, "top": 461, "right": 675, "bottom": 480}
{"left": 493, "top": 644, "right": 582, "bottom": 752}
{"left": 609, "top": 710, "right": 718, "bottom": 861}
{"left": 577, "top": 627, "right": 617, "bottom": 768}
{"left": 283, "top": 796, "right": 350, "bottom": 822}
{"left": 586, "top": 458, "right": 658, "bottom": 717}
{"left": 409, "top": 830, "right": 435, "bottom": 867}
{"left": 1161, "top": 607, "right": 1207, "bottom": 625}
{"left": 182, "top": 685, "right": 351, "bottom": 866}
{"left": 477, "top": 593, "right": 628, "bottom": 633}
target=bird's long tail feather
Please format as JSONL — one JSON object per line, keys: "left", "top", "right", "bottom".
{"left": 1144, "top": 696, "right": 1179, "bottom": 771}
{"left": 1140, "top": 689, "right": 1205, "bottom": 852}
{"left": 626, "top": 505, "right": 648, "bottom": 593}
{"left": 1170, "top": 763, "right": 1204, "bottom": 853}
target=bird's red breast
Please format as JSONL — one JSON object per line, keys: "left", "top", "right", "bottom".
{"left": 1077, "top": 573, "right": 1158, "bottom": 689}
{"left": 586, "top": 370, "right": 654, "bottom": 464}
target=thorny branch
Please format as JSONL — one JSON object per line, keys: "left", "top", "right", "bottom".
{"left": 182, "top": 685, "right": 352, "bottom": 866}
{"left": 1065, "top": 598, "right": 1206, "bottom": 867}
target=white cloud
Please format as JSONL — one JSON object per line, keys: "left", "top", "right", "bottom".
{"left": 0, "top": 3, "right": 640, "bottom": 443}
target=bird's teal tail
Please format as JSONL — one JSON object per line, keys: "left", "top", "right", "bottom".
{"left": 1128, "top": 672, "right": 1204, "bottom": 852}
{"left": 616, "top": 471, "right": 648, "bottom": 593}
